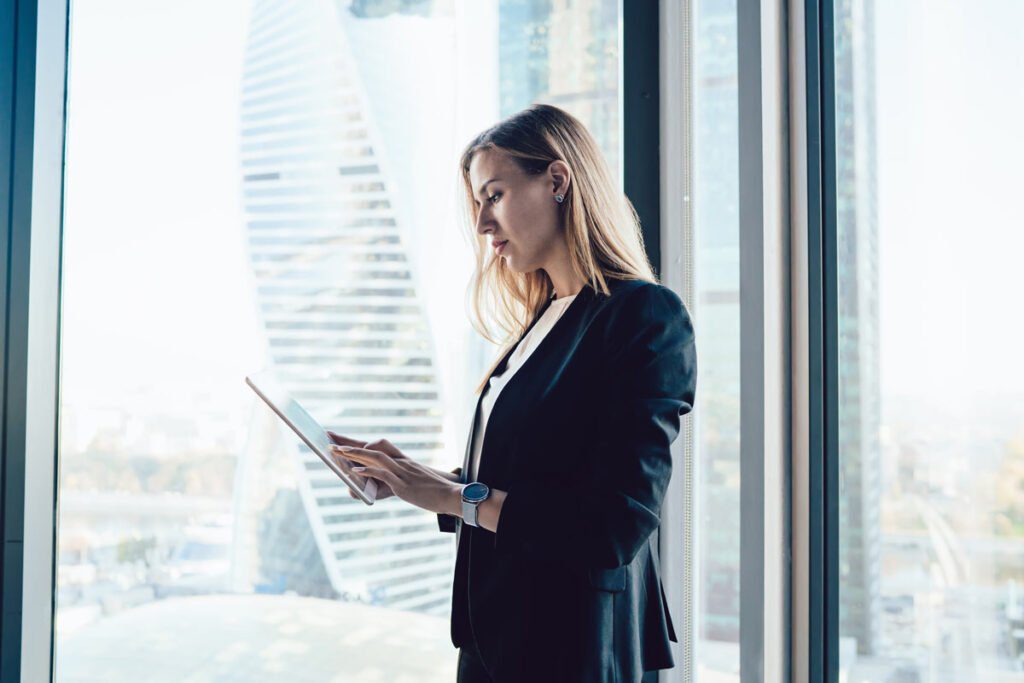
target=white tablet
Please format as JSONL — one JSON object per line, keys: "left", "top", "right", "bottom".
{"left": 245, "top": 370, "right": 378, "bottom": 505}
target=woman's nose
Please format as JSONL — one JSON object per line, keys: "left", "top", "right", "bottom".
{"left": 475, "top": 207, "right": 493, "bottom": 235}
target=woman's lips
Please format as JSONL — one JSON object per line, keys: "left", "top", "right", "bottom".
{"left": 494, "top": 240, "right": 508, "bottom": 254}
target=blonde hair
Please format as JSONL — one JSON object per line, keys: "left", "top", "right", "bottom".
{"left": 459, "top": 103, "right": 658, "bottom": 395}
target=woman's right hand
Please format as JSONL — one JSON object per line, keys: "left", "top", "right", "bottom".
{"left": 326, "top": 430, "right": 396, "bottom": 501}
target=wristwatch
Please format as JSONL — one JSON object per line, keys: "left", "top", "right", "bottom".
{"left": 461, "top": 481, "right": 491, "bottom": 527}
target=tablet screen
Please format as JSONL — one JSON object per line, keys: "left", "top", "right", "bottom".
{"left": 245, "top": 370, "right": 378, "bottom": 505}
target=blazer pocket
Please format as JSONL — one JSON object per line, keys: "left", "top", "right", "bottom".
{"left": 587, "top": 565, "right": 627, "bottom": 592}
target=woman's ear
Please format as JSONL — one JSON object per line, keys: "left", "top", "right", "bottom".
{"left": 548, "top": 160, "right": 571, "bottom": 197}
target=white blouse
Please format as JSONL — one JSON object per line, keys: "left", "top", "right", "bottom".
{"left": 467, "top": 293, "right": 578, "bottom": 483}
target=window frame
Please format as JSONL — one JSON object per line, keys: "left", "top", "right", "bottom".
{"left": 659, "top": 1, "right": 793, "bottom": 682}
{"left": 798, "top": 0, "right": 840, "bottom": 680}
{"left": 655, "top": 0, "right": 695, "bottom": 679}
{"left": 1, "top": 0, "right": 69, "bottom": 679}
{"left": 1, "top": 0, "right": 814, "bottom": 680}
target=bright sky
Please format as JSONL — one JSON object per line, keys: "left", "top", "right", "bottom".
{"left": 59, "top": 0, "right": 492, "bottom": 455}
{"left": 58, "top": 0, "right": 1024, "bottom": 424}
{"left": 61, "top": 0, "right": 259, "bottom": 411}
{"left": 875, "top": 0, "right": 1024, "bottom": 401}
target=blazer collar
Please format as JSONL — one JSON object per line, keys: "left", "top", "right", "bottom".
{"left": 460, "top": 284, "right": 596, "bottom": 483}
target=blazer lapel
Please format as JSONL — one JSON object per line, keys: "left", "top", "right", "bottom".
{"left": 454, "top": 297, "right": 555, "bottom": 548}
{"left": 458, "top": 296, "right": 558, "bottom": 482}
{"left": 474, "top": 288, "right": 593, "bottom": 486}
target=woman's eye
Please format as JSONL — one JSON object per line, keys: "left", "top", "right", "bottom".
{"left": 488, "top": 193, "right": 502, "bottom": 205}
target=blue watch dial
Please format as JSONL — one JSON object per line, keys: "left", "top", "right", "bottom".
{"left": 462, "top": 482, "right": 490, "bottom": 502}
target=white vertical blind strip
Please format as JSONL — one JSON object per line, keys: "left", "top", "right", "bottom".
{"left": 468, "top": 293, "right": 579, "bottom": 483}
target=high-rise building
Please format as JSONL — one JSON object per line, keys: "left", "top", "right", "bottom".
{"left": 497, "top": 0, "right": 621, "bottom": 186}
{"left": 236, "top": 0, "right": 456, "bottom": 616}
{"left": 835, "top": 0, "right": 882, "bottom": 656}
{"left": 233, "top": 0, "right": 624, "bottom": 621}
{"left": 694, "top": 0, "right": 742, "bottom": 644}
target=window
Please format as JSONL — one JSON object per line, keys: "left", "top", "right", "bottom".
{"left": 834, "top": 1, "right": 1024, "bottom": 679}
{"left": 693, "top": 0, "right": 741, "bottom": 678}
{"left": 54, "top": 1, "right": 622, "bottom": 679}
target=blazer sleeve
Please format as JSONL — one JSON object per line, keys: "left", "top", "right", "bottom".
{"left": 493, "top": 283, "right": 697, "bottom": 571}
{"left": 437, "top": 466, "right": 464, "bottom": 533}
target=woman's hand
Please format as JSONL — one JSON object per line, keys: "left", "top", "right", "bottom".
{"left": 326, "top": 431, "right": 396, "bottom": 501}
{"left": 326, "top": 430, "right": 461, "bottom": 515}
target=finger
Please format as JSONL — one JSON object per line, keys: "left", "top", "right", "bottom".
{"left": 325, "top": 451, "right": 361, "bottom": 471}
{"left": 332, "top": 456, "right": 370, "bottom": 473}
{"left": 330, "top": 445, "right": 362, "bottom": 457}
{"left": 331, "top": 445, "right": 384, "bottom": 463}
{"left": 365, "top": 437, "right": 403, "bottom": 459}
{"left": 326, "top": 430, "right": 367, "bottom": 447}
{"left": 351, "top": 466, "right": 397, "bottom": 490}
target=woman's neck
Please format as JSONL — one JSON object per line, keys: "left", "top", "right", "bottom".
{"left": 550, "top": 280, "right": 585, "bottom": 301}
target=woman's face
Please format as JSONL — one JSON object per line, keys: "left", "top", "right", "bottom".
{"left": 468, "top": 148, "right": 569, "bottom": 275}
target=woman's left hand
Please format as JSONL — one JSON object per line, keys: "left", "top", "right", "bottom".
{"left": 330, "top": 438, "right": 461, "bottom": 516}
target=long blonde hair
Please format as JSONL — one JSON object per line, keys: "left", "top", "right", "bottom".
{"left": 459, "top": 103, "right": 657, "bottom": 395}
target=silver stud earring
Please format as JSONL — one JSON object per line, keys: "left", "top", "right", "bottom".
{"left": 555, "top": 194, "right": 565, "bottom": 203}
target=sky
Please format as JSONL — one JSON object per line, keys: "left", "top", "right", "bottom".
{"left": 58, "top": 0, "right": 1024, "bottom": 430}
{"left": 874, "top": 0, "right": 1024, "bottom": 401}
{"left": 60, "top": 0, "right": 260, "bottom": 413}
{"left": 58, "top": 0, "right": 492, "bottom": 457}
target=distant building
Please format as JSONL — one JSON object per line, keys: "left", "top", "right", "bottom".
{"left": 235, "top": 0, "right": 626, "bottom": 620}
{"left": 497, "top": 0, "right": 621, "bottom": 181}
{"left": 237, "top": 0, "right": 455, "bottom": 616}
{"left": 835, "top": 0, "right": 882, "bottom": 656}
{"left": 694, "top": 0, "right": 742, "bottom": 643}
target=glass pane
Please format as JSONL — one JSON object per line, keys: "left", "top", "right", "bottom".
{"left": 694, "top": 0, "right": 741, "bottom": 679}
{"left": 835, "top": 1, "right": 1024, "bottom": 680}
{"left": 53, "top": 0, "right": 621, "bottom": 680}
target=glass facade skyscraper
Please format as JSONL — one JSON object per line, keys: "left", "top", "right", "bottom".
{"left": 234, "top": 0, "right": 624, "bottom": 620}
{"left": 237, "top": 0, "right": 456, "bottom": 616}
{"left": 835, "top": 0, "right": 882, "bottom": 657}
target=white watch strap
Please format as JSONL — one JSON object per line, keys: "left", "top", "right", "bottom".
{"left": 462, "top": 498, "right": 479, "bottom": 527}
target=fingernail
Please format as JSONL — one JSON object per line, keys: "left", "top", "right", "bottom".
{"left": 352, "top": 466, "right": 366, "bottom": 472}
{"left": 339, "top": 446, "right": 353, "bottom": 451}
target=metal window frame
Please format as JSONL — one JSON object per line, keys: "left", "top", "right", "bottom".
{"left": 655, "top": 0, "right": 695, "bottom": 679}
{"left": 738, "top": 1, "right": 793, "bottom": 682}
{"left": 796, "top": 0, "right": 839, "bottom": 680}
{"left": 624, "top": 0, "right": 661, "bottom": 273}
{"left": 623, "top": 8, "right": 693, "bottom": 681}
{"left": 659, "top": 1, "right": 793, "bottom": 681}
{"left": 1, "top": 0, "right": 69, "bottom": 680}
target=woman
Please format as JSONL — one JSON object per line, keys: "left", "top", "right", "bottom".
{"left": 328, "top": 103, "right": 697, "bottom": 683}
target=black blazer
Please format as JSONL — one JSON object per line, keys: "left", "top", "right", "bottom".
{"left": 436, "top": 278, "right": 697, "bottom": 683}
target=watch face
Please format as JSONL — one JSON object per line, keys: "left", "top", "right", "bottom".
{"left": 462, "top": 482, "right": 489, "bottom": 502}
